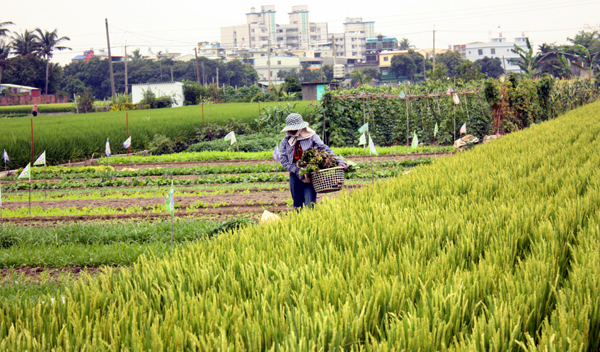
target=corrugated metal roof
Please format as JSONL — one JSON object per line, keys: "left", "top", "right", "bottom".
{"left": 0, "top": 84, "right": 40, "bottom": 90}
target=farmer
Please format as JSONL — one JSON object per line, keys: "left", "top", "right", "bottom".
{"left": 279, "top": 113, "right": 346, "bottom": 209}
{"left": 31, "top": 104, "right": 38, "bottom": 117}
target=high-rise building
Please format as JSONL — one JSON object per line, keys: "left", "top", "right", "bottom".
{"left": 328, "top": 17, "right": 375, "bottom": 61}
{"left": 221, "top": 6, "right": 328, "bottom": 51}
{"left": 221, "top": 7, "right": 374, "bottom": 63}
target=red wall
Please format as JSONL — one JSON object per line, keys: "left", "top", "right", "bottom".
{"left": 0, "top": 94, "right": 69, "bottom": 106}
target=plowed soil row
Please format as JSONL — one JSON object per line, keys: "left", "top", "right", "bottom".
{"left": 5, "top": 185, "right": 358, "bottom": 223}
{"left": 98, "top": 151, "right": 452, "bottom": 170}
{"left": 1, "top": 266, "right": 113, "bottom": 280}
{"left": 5, "top": 206, "right": 292, "bottom": 224}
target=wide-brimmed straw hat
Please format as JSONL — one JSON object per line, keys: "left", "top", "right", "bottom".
{"left": 281, "top": 113, "right": 309, "bottom": 132}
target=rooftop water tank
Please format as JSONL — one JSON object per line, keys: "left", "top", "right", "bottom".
{"left": 333, "top": 64, "right": 345, "bottom": 79}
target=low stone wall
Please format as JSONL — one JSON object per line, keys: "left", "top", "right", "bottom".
{"left": 0, "top": 94, "right": 69, "bottom": 106}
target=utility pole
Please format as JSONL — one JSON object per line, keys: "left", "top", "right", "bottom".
{"left": 267, "top": 37, "right": 272, "bottom": 88}
{"left": 432, "top": 26, "right": 436, "bottom": 68}
{"left": 332, "top": 35, "right": 336, "bottom": 65}
{"left": 194, "top": 47, "right": 201, "bottom": 85}
{"left": 105, "top": 18, "right": 116, "bottom": 98}
{"left": 124, "top": 43, "right": 128, "bottom": 94}
{"left": 216, "top": 67, "right": 219, "bottom": 88}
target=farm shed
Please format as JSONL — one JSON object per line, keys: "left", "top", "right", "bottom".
{"left": 131, "top": 82, "right": 184, "bottom": 107}
{"left": 301, "top": 82, "right": 327, "bottom": 101}
{"left": 0, "top": 84, "right": 41, "bottom": 97}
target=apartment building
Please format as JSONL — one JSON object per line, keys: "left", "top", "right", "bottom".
{"left": 464, "top": 34, "right": 528, "bottom": 73}
{"left": 221, "top": 6, "right": 328, "bottom": 51}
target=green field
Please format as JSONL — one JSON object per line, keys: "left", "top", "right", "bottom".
{"left": 0, "top": 101, "right": 313, "bottom": 168}
{"left": 1, "top": 101, "right": 599, "bottom": 349}
{"left": 0, "top": 103, "right": 75, "bottom": 115}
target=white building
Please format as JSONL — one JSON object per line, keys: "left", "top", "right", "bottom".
{"left": 328, "top": 17, "right": 375, "bottom": 61}
{"left": 131, "top": 82, "right": 184, "bottom": 108}
{"left": 253, "top": 56, "right": 301, "bottom": 80}
{"left": 221, "top": 6, "right": 329, "bottom": 52}
{"left": 465, "top": 35, "right": 528, "bottom": 73}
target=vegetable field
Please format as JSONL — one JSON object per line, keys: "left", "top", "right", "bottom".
{"left": 0, "top": 101, "right": 312, "bottom": 168}
{"left": 1, "top": 99, "right": 599, "bottom": 349}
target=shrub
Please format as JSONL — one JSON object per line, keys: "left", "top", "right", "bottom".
{"left": 148, "top": 134, "right": 175, "bottom": 155}
{"left": 137, "top": 88, "right": 176, "bottom": 109}
{"left": 76, "top": 87, "right": 95, "bottom": 113}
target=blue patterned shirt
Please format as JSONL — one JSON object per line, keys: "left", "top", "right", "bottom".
{"left": 279, "top": 134, "right": 340, "bottom": 178}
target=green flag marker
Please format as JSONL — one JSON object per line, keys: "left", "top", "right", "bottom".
{"left": 165, "top": 182, "right": 174, "bottom": 217}
{"left": 18, "top": 163, "right": 31, "bottom": 180}
{"left": 411, "top": 132, "right": 419, "bottom": 149}
{"left": 34, "top": 151, "right": 46, "bottom": 166}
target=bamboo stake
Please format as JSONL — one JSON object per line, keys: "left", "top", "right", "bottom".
{"left": 171, "top": 214, "right": 174, "bottom": 248}
{"left": 44, "top": 162, "right": 47, "bottom": 199}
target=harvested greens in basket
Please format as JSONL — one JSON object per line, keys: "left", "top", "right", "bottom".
{"left": 296, "top": 148, "right": 337, "bottom": 176}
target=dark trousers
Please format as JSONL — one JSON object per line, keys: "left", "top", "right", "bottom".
{"left": 289, "top": 173, "right": 317, "bottom": 209}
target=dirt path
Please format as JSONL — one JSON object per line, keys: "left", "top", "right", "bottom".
{"left": 1, "top": 266, "right": 114, "bottom": 280}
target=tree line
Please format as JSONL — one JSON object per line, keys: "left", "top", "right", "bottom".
{"left": 352, "top": 29, "right": 600, "bottom": 83}
{"left": 1, "top": 20, "right": 598, "bottom": 100}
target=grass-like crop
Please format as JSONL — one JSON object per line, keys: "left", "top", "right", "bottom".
{"left": 0, "top": 101, "right": 312, "bottom": 168}
{"left": 2, "top": 102, "right": 599, "bottom": 349}
{"left": 0, "top": 219, "right": 233, "bottom": 268}
{"left": 0, "top": 103, "right": 75, "bottom": 114}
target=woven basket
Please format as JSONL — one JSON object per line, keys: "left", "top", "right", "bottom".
{"left": 311, "top": 166, "right": 345, "bottom": 193}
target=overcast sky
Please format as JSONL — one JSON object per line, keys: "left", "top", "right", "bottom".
{"left": 3, "top": 0, "right": 599, "bottom": 65}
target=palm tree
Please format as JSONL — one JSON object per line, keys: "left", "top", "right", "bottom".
{"left": 572, "top": 44, "right": 600, "bottom": 80}
{"left": 351, "top": 70, "right": 372, "bottom": 86}
{"left": 34, "top": 28, "right": 71, "bottom": 94}
{"left": 269, "top": 82, "right": 287, "bottom": 101}
{"left": 0, "top": 21, "right": 14, "bottom": 38}
{"left": 129, "top": 48, "right": 144, "bottom": 61}
{"left": 0, "top": 41, "right": 9, "bottom": 86}
{"left": 10, "top": 29, "right": 40, "bottom": 56}
{"left": 399, "top": 38, "right": 414, "bottom": 50}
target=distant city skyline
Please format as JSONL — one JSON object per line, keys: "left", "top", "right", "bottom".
{"left": 3, "top": 0, "right": 599, "bottom": 65}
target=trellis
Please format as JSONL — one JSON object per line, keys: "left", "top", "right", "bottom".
{"left": 326, "top": 89, "right": 487, "bottom": 145}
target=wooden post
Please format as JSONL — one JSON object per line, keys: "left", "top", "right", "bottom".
{"left": 43, "top": 162, "right": 47, "bottom": 199}
{"left": 30, "top": 118, "right": 34, "bottom": 164}
{"left": 124, "top": 44, "right": 128, "bottom": 94}
{"left": 194, "top": 47, "right": 201, "bottom": 85}
{"left": 105, "top": 18, "right": 116, "bottom": 98}
{"left": 126, "top": 113, "right": 129, "bottom": 157}
{"left": 201, "top": 103, "right": 205, "bottom": 128}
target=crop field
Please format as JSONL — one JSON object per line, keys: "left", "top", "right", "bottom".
{"left": 0, "top": 99, "right": 599, "bottom": 350}
{"left": 0, "top": 147, "right": 448, "bottom": 272}
{"left": 0, "top": 103, "right": 75, "bottom": 115}
{"left": 0, "top": 101, "right": 313, "bottom": 167}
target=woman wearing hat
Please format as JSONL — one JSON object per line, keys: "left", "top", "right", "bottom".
{"left": 279, "top": 113, "right": 346, "bottom": 209}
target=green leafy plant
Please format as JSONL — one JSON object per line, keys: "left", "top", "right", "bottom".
{"left": 296, "top": 148, "right": 338, "bottom": 176}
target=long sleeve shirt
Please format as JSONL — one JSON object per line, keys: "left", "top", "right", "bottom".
{"left": 279, "top": 134, "right": 340, "bottom": 178}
